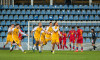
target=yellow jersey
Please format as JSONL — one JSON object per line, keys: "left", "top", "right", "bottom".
{"left": 52, "top": 26, "right": 59, "bottom": 38}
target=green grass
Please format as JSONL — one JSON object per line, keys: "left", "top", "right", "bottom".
{"left": 0, "top": 50, "right": 100, "bottom": 60}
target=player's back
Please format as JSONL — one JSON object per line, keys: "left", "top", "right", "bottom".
{"left": 69, "top": 30, "right": 76, "bottom": 38}
{"left": 63, "top": 33, "right": 67, "bottom": 40}
{"left": 77, "top": 29, "right": 83, "bottom": 38}
{"left": 52, "top": 26, "right": 59, "bottom": 37}
{"left": 12, "top": 28, "right": 19, "bottom": 36}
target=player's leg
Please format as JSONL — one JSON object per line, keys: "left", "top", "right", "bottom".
{"left": 75, "top": 43, "right": 78, "bottom": 52}
{"left": 38, "top": 40, "right": 42, "bottom": 53}
{"left": 72, "top": 39, "right": 75, "bottom": 50}
{"left": 3, "top": 38, "right": 9, "bottom": 48}
{"left": 64, "top": 42, "right": 68, "bottom": 49}
{"left": 60, "top": 40, "right": 62, "bottom": 49}
{"left": 69, "top": 39, "right": 72, "bottom": 50}
{"left": 80, "top": 43, "right": 83, "bottom": 52}
{"left": 92, "top": 39, "right": 97, "bottom": 50}
{"left": 51, "top": 39, "right": 56, "bottom": 54}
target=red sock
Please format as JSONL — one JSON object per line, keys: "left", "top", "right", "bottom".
{"left": 81, "top": 47, "right": 83, "bottom": 51}
{"left": 69, "top": 45, "right": 71, "bottom": 49}
{"left": 73, "top": 46, "right": 75, "bottom": 50}
{"left": 58, "top": 45, "right": 59, "bottom": 49}
{"left": 60, "top": 45, "right": 62, "bottom": 49}
{"left": 76, "top": 47, "right": 78, "bottom": 51}
{"left": 63, "top": 45, "right": 64, "bottom": 50}
{"left": 65, "top": 46, "right": 68, "bottom": 49}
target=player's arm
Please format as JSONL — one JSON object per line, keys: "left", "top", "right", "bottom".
{"left": 58, "top": 31, "right": 62, "bottom": 36}
{"left": 67, "top": 31, "right": 70, "bottom": 38}
{"left": 52, "top": 26, "right": 59, "bottom": 32}
{"left": 8, "top": 27, "right": 13, "bottom": 33}
{"left": 19, "top": 30, "right": 28, "bottom": 36}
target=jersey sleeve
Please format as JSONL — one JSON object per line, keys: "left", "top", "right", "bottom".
{"left": 58, "top": 31, "right": 61, "bottom": 36}
{"left": 19, "top": 29, "right": 26, "bottom": 35}
{"left": 52, "top": 26, "right": 59, "bottom": 32}
{"left": 32, "top": 26, "right": 37, "bottom": 31}
{"left": 46, "top": 27, "right": 49, "bottom": 31}
{"left": 8, "top": 27, "right": 12, "bottom": 32}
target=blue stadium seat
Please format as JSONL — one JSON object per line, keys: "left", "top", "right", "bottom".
{"left": 83, "top": 5, "right": 88, "bottom": 9}
{"left": 86, "top": 38, "right": 90, "bottom": 43}
{"left": 83, "top": 33, "right": 87, "bottom": 37}
{"left": 89, "top": 5, "right": 93, "bottom": 9}
{"left": 6, "top": 10, "right": 10, "bottom": 14}
{"left": 97, "top": 10, "right": 100, "bottom": 14}
{"left": 84, "top": 15, "right": 89, "bottom": 20}
{"left": 59, "top": 5, "right": 63, "bottom": 9}
{"left": 71, "top": 10, "right": 76, "bottom": 15}
{"left": 76, "top": 10, "right": 81, "bottom": 15}
{"left": 96, "top": 38, "right": 100, "bottom": 43}
{"left": 87, "top": 23, "right": 92, "bottom": 26}
{"left": 11, "top": 21, "right": 15, "bottom": 25}
{"left": 66, "top": 10, "right": 70, "bottom": 14}
{"left": 95, "top": 15, "right": 99, "bottom": 20}
{"left": 14, "top": 15, "right": 18, "bottom": 20}
{"left": 39, "top": 5, "right": 43, "bottom": 9}
{"left": 6, "top": 21, "right": 10, "bottom": 25}
{"left": 16, "top": 10, "right": 21, "bottom": 15}
{"left": 68, "top": 5, "right": 73, "bottom": 9}
{"left": 61, "top": 10, "right": 65, "bottom": 14}
{"left": 80, "top": 27, "right": 84, "bottom": 31}
{"left": 24, "top": 15, "right": 28, "bottom": 20}
{"left": 26, "top": 21, "right": 28, "bottom": 25}
{"left": 41, "top": 10, "right": 45, "bottom": 14}
{"left": 44, "top": 5, "right": 48, "bottom": 9}
{"left": 44, "top": 15, "right": 48, "bottom": 20}
{"left": 59, "top": 27, "right": 63, "bottom": 31}
{"left": 23, "top": 37, "right": 28, "bottom": 42}
{"left": 64, "top": 5, "right": 68, "bottom": 9}
{"left": 98, "top": 33, "right": 100, "bottom": 37}
{"left": 85, "top": 27, "right": 89, "bottom": 31}
{"left": 88, "top": 33, "right": 92, "bottom": 37}
{"left": 54, "top": 5, "right": 58, "bottom": 9}
{"left": 79, "top": 5, "right": 83, "bottom": 9}
{"left": 92, "top": 23, "right": 97, "bottom": 26}
{"left": 83, "top": 38, "right": 85, "bottom": 43}
{"left": 92, "top": 10, "right": 96, "bottom": 15}
{"left": 0, "top": 37, "right": 2, "bottom": 42}
{"left": 3, "top": 38, "right": 6, "bottom": 42}
{"left": 69, "top": 15, "right": 73, "bottom": 20}
{"left": 29, "top": 15, "right": 33, "bottom": 20}
{"left": 3, "top": 5, "right": 8, "bottom": 9}
{"left": 90, "top": 27, "right": 94, "bottom": 30}
{"left": 51, "top": 10, "right": 55, "bottom": 14}
{"left": 75, "top": 27, "right": 77, "bottom": 30}
{"left": 19, "top": 5, "right": 23, "bottom": 9}
{"left": 0, "top": 15, "right": 3, "bottom": 20}
{"left": 74, "top": 15, "right": 78, "bottom": 21}
{"left": 67, "top": 23, "right": 71, "bottom": 26}
{"left": 31, "top": 10, "right": 35, "bottom": 14}
{"left": 74, "top": 5, "right": 78, "bottom": 9}
{"left": 4, "top": 15, "right": 8, "bottom": 20}
{"left": 77, "top": 23, "right": 81, "bottom": 26}
{"left": 16, "top": 21, "right": 20, "bottom": 24}
{"left": 0, "top": 26, "right": 3, "bottom": 31}
{"left": 53, "top": 15, "right": 58, "bottom": 20}
{"left": 23, "top": 26, "right": 28, "bottom": 31}
{"left": 24, "top": 5, "right": 28, "bottom": 9}
{"left": 36, "top": 10, "right": 40, "bottom": 14}
{"left": 1, "top": 32, "right": 5, "bottom": 37}
{"left": 21, "top": 21, "right": 26, "bottom": 25}
{"left": 79, "top": 15, "right": 84, "bottom": 20}
{"left": 34, "top": 5, "right": 38, "bottom": 9}
{"left": 34, "top": 15, "right": 38, "bottom": 20}
{"left": 49, "top": 5, "right": 53, "bottom": 9}
{"left": 87, "top": 10, "right": 91, "bottom": 15}
{"left": 94, "top": 5, "right": 98, "bottom": 9}
{"left": 1, "top": 21, "right": 5, "bottom": 25}
{"left": 14, "top": 5, "right": 18, "bottom": 9}
{"left": 11, "top": 10, "right": 16, "bottom": 14}
{"left": 64, "top": 27, "right": 69, "bottom": 31}
{"left": 49, "top": 15, "right": 53, "bottom": 20}
{"left": 89, "top": 15, "right": 94, "bottom": 21}
{"left": 64, "top": 15, "right": 68, "bottom": 21}
{"left": 0, "top": 5, "right": 3, "bottom": 9}
{"left": 46, "top": 10, "right": 50, "bottom": 14}
{"left": 95, "top": 27, "right": 100, "bottom": 31}
{"left": 2, "top": 10, "right": 6, "bottom": 14}
{"left": 82, "top": 10, "right": 86, "bottom": 15}
{"left": 59, "top": 15, "right": 63, "bottom": 20}
{"left": 56, "top": 10, "right": 60, "bottom": 15}
{"left": 8, "top": 15, "right": 13, "bottom": 20}
{"left": 9, "top": 5, "right": 13, "bottom": 9}
{"left": 29, "top": 5, "right": 33, "bottom": 9}
{"left": 39, "top": 15, "right": 43, "bottom": 20}
{"left": 21, "top": 10, "right": 25, "bottom": 14}
{"left": 3, "top": 26, "right": 8, "bottom": 31}
{"left": 19, "top": 15, "right": 23, "bottom": 20}
{"left": 71, "top": 23, "right": 76, "bottom": 26}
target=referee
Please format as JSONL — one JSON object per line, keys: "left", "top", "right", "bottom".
{"left": 91, "top": 29, "right": 97, "bottom": 50}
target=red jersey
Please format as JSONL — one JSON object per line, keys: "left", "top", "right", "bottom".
{"left": 67, "top": 30, "right": 76, "bottom": 39}
{"left": 18, "top": 29, "right": 23, "bottom": 40}
{"left": 59, "top": 31, "right": 63, "bottom": 41}
{"left": 76, "top": 29, "right": 83, "bottom": 38}
{"left": 63, "top": 33, "right": 67, "bottom": 40}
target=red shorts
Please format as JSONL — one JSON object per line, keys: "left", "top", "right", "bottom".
{"left": 77, "top": 37, "right": 83, "bottom": 43}
{"left": 63, "top": 40, "right": 66, "bottom": 45}
{"left": 70, "top": 38, "right": 75, "bottom": 43}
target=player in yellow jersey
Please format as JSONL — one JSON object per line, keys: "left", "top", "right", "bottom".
{"left": 10, "top": 24, "right": 28, "bottom": 53}
{"left": 3, "top": 24, "right": 14, "bottom": 48}
{"left": 45, "top": 22, "right": 53, "bottom": 44}
{"left": 51, "top": 21, "right": 61, "bottom": 54}
{"left": 31, "top": 22, "right": 45, "bottom": 53}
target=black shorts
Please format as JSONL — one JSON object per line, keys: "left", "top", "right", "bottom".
{"left": 92, "top": 39, "right": 96, "bottom": 44}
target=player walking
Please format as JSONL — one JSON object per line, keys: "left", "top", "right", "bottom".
{"left": 67, "top": 27, "right": 76, "bottom": 51}
{"left": 75, "top": 26, "right": 83, "bottom": 52}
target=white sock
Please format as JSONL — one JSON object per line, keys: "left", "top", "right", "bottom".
{"left": 33, "top": 45, "right": 36, "bottom": 50}
{"left": 38, "top": 46, "right": 41, "bottom": 51}
{"left": 19, "top": 46, "right": 24, "bottom": 52}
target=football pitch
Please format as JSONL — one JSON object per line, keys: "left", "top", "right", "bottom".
{"left": 0, "top": 50, "right": 100, "bottom": 60}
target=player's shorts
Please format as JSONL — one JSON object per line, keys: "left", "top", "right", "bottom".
{"left": 70, "top": 38, "right": 75, "bottom": 43}
{"left": 92, "top": 39, "right": 96, "bottom": 44}
{"left": 6, "top": 35, "right": 13, "bottom": 43}
{"left": 59, "top": 39, "right": 62, "bottom": 44}
{"left": 51, "top": 37, "right": 59, "bottom": 44}
{"left": 13, "top": 36, "right": 20, "bottom": 45}
{"left": 34, "top": 35, "right": 40, "bottom": 41}
{"left": 63, "top": 40, "right": 66, "bottom": 45}
{"left": 77, "top": 37, "right": 83, "bottom": 43}
{"left": 45, "top": 35, "right": 51, "bottom": 42}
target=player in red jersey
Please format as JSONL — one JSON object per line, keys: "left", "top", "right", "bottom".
{"left": 67, "top": 26, "right": 76, "bottom": 51}
{"left": 75, "top": 26, "right": 83, "bottom": 52}
{"left": 62, "top": 30, "right": 68, "bottom": 50}
{"left": 58, "top": 31, "right": 63, "bottom": 50}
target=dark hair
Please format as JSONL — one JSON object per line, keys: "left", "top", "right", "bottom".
{"left": 49, "top": 22, "right": 52, "bottom": 24}
{"left": 54, "top": 21, "right": 57, "bottom": 25}
{"left": 72, "top": 26, "right": 75, "bottom": 29}
{"left": 91, "top": 29, "right": 94, "bottom": 32}
{"left": 77, "top": 26, "right": 80, "bottom": 28}
{"left": 11, "top": 24, "right": 14, "bottom": 25}
{"left": 16, "top": 24, "right": 19, "bottom": 26}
